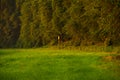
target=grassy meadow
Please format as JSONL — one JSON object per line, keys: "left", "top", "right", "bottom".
{"left": 0, "top": 48, "right": 120, "bottom": 80}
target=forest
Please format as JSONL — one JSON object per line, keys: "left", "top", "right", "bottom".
{"left": 0, "top": 0, "right": 120, "bottom": 48}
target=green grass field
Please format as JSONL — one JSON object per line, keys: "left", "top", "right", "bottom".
{"left": 0, "top": 48, "right": 120, "bottom": 80}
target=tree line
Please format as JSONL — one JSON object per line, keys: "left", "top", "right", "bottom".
{"left": 0, "top": 0, "right": 120, "bottom": 48}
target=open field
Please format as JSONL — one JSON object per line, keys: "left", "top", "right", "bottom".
{"left": 0, "top": 48, "right": 120, "bottom": 80}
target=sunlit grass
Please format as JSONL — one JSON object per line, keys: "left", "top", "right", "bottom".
{"left": 0, "top": 48, "right": 120, "bottom": 80}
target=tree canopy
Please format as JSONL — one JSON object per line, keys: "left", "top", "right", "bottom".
{"left": 0, "top": 0, "right": 120, "bottom": 48}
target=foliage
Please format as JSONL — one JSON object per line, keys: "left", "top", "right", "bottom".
{"left": 0, "top": 0, "right": 20, "bottom": 48}
{"left": 0, "top": 0, "right": 120, "bottom": 48}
